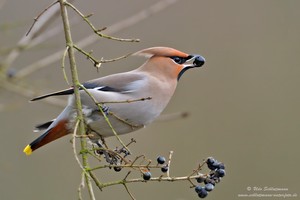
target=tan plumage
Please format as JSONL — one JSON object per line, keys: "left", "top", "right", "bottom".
{"left": 23, "top": 47, "right": 205, "bottom": 155}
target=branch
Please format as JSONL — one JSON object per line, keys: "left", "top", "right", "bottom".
{"left": 93, "top": 156, "right": 210, "bottom": 189}
{"left": 58, "top": 1, "right": 95, "bottom": 199}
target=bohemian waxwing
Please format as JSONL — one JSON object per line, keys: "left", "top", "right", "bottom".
{"left": 23, "top": 47, "right": 205, "bottom": 155}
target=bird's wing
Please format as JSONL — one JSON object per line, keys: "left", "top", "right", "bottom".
{"left": 30, "top": 72, "right": 146, "bottom": 101}
{"left": 34, "top": 119, "right": 55, "bottom": 131}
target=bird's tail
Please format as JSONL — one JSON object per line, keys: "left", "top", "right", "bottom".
{"left": 23, "top": 119, "right": 69, "bottom": 155}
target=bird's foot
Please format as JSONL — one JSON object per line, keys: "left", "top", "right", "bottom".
{"left": 101, "top": 104, "right": 110, "bottom": 115}
{"left": 94, "top": 141, "right": 119, "bottom": 165}
{"left": 114, "top": 146, "right": 131, "bottom": 157}
{"left": 114, "top": 138, "right": 136, "bottom": 157}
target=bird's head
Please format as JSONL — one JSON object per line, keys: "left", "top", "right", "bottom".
{"left": 134, "top": 47, "right": 205, "bottom": 80}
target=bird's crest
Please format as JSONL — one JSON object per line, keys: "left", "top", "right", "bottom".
{"left": 133, "top": 47, "right": 188, "bottom": 58}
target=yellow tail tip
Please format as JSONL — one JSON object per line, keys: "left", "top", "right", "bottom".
{"left": 23, "top": 145, "right": 32, "bottom": 156}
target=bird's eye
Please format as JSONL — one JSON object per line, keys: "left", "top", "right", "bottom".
{"left": 170, "top": 56, "right": 186, "bottom": 64}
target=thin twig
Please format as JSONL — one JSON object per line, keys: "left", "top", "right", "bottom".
{"left": 72, "top": 120, "right": 86, "bottom": 172}
{"left": 156, "top": 111, "right": 189, "bottom": 122}
{"left": 61, "top": 46, "right": 70, "bottom": 85}
{"left": 123, "top": 171, "right": 132, "bottom": 181}
{"left": 78, "top": 172, "right": 85, "bottom": 200}
{"left": 129, "top": 155, "right": 145, "bottom": 167}
{"left": 73, "top": 44, "right": 132, "bottom": 69}
{"left": 105, "top": 111, "right": 141, "bottom": 129}
{"left": 95, "top": 97, "right": 152, "bottom": 129}
{"left": 166, "top": 151, "right": 173, "bottom": 177}
{"left": 187, "top": 159, "right": 207, "bottom": 178}
{"left": 88, "top": 171, "right": 103, "bottom": 191}
{"left": 26, "top": 1, "right": 59, "bottom": 36}
{"left": 90, "top": 163, "right": 164, "bottom": 172}
{"left": 123, "top": 184, "right": 136, "bottom": 200}
{"left": 65, "top": 1, "right": 139, "bottom": 42}
{"left": 98, "top": 97, "right": 152, "bottom": 104}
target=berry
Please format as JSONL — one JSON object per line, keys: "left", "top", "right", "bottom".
{"left": 210, "top": 161, "right": 221, "bottom": 170}
{"left": 207, "top": 158, "right": 225, "bottom": 170}
{"left": 205, "top": 183, "right": 214, "bottom": 192}
{"left": 113, "top": 166, "right": 122, "bottom": 172}
{"left": 143, "top": 172, "right": 151, "bottom": 180}
{"left": 216, "top": 169, "right": 226, "bottom": 178}
{"left": 207, "top": 158, "right": 220, "bottom": 170}
{"left": 197, "top": 187, "right": 208, "bottom": 198}
{"left": 96, "top": 150, "right": 104, "bottom": 155}
{"left": 206, "top": 157, "right": 215, "bottom": 166}
{"left": 211, "top": 175, "right": 220, "bottom": 183}
{"left": 157, "top": 156, "right": 166, "bottom": 164}
{"left": 195, "top": 185, "right": 202, "bottom": 193}
{"left": 196, "top": 176, "right": 205, "bottom": 183}
{"left": 204, "top": 178, "right": 216, "bottom": 186}
{"left": 161, "top": 166, "right": 168, "bottom": 173}
{"left": 218, "top": 162, "right": 225, "bottom": 169}
{"left": 195, "top": 186, "right": 208, "bottom": 198}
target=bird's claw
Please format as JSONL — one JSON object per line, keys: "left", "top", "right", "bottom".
{"left": 95, "top": 140, "right": 119, "bottom": 165}
{"left": 101, "top": 104, "right": 110, "bottom": 115}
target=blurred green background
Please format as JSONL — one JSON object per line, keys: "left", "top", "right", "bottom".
{"left": 1, "top": 0, "right": 299, "bottom": 199}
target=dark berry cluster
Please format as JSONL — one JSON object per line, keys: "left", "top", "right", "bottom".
{"left": 142, "top": 156, "right": 169, "bottom": 180}
{"left": 194, "top": 157, "right": 226, "bottom": 198}
{"left": 157, "top": 156, "right": 169, "bottom": 173}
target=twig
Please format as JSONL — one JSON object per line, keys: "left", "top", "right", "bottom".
{"left": 72, "top": 120, "right": 86, "bottom": 173}
{"left": 88, "top": 171, "right": 103, "bottom": 191}
{"left": 94, "top": 97, "right": 151, "bottom": 129}
{"left": 156, "top": 111, "right": 189, "bottom": 122}
{"left": 89, "top": 163, "right": 163, "bottom": 172}
{"left": 78, "top": 172, "right": 85, "bottom": 200}
{"left": 26, "top": 1, "right": 59, "bottom": 36}
{"left": 187, "top": 159, "right": 207, "bottom": 178}
{"left": 73, "top": 44, "right": 132, "bottom": 69}
{"left": 65, "top": 1, "right": 139, "bottom": 42}
{"left": 123, "top": 184, "right": 136, "bottom": 200}
{"left": 61, "top": 46, "right": 70, "bottom": 85}
{"left": 166, "top": 151, "right": 173, "bottom": 177}
{"left": 98, "top": 97, "right": 152, "bottom": 104}
{"left": 129, "top": 155, "right": 145, "bottom": 167}
{"left": 100, "top": 173, "right": 206, "bottom": 188}
{"left": 123, "top": 171, "right": 132, "bottom": 180}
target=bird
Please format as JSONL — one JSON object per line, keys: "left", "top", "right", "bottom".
{"left": 23, "top": 47, "right": 205, "bottom": 155}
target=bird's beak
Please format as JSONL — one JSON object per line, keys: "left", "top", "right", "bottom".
{"left": 177, "top": 54, "right": 205, "bottom": 81}
{"left": 184, "top": 55, "right": 206, "bottom": 68}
